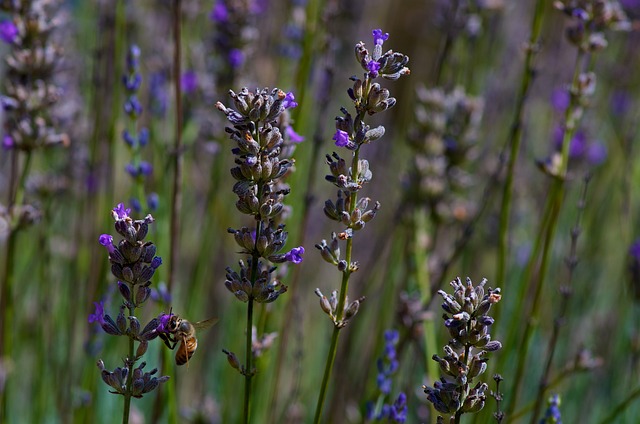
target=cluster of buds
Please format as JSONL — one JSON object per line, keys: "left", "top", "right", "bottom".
{"left": 554, "top": 0, "right": 630, "bottom": 52}
{"left": 89, "top": 203, "right": 168, "bottom": 398}
{"left": 314, "top": 288, "right": 364, "bottom": 328}
{"left": 216, "top": 88, "right": 304, "bottom": 374}
{"left": 97, "top": 360, "right": 168, "bottom": 399}
{"left": 0, "top": 0, "right": 69, "bottom": 151}
{"left": 406, "top": 85, "right": 483, "bottom": 223}
{"left": 121, "top": 45, "right": 157, "bottom": 213}
{"left": 423, "top": 277, "right": 502, "bottom": 420}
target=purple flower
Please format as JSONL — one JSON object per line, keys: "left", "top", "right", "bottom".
{"left": 286, "top": 126, "right": 304, "bottom": 143}
{"left": 228, "top": 48, "right": 244, "bottom": 69}
{"left": 138, "top": 128, "right": 150, "bottom": 146}
{"left": 88, "top": 301, "right": 106, "bottom": 325}
{"left": 586, "top": 141, "right": 607, "bottom": 165}
{"left": 367, "top": 60, "right": 381, "bottom": 78}
{"left": 125, "top": 163, "right": 138, "bottom": 177}
{"left": 372, "top": 29, "right": 389, "bottom": 46}
{"left": 333, "top": 129, "right": 349, "bottom": 147}
{"left": 390, "top": 392, "right": 407, "bottom": 423}
{"left": 0, "top": 19, "right": 18, "bottom": 44}
{"left": 283, "top": 92, "right": 298, "bottom": 109}
{"left": 630, "top": 240, "right": 640, "bottom": 260}
{"left": 124, "top": 95, "right": 143, "bottom": 117}
{"left": 99, "top": 234, "right": 115, "bottom": 254}
{"left": 181, "top": 70, "right": 198, "bottom": 94}
{"left": 156, "top": 313, "right": 173, "bottom": 333}
{"left": 147, "top": 192, "right": 159, "bottom": 211}
{"left": 112, "top": 203, "right": 131, "bottom": 220}
{"left": 2, "top": 134, "right": 14, "bottom": 150}
{"left": 150, "top": 282, "right": 171, "bottom": 304}
{"left": 284, "top": 246, "right": 305, "bottom": 264}
{"left": 541, "top": 394, "right": 562, "bottom": 424}
{"left": 123, "top": 73, "right": 142, "bottom": 92}
{"left": 151, "top": 256, "right": 163, "bottom": 269}
{"left": 149, "top": 72, "right": 168, "bottom": 117}
{"left": 611, "top": 91, "right": 631, "bottom": 117}
{"left": 126, "top": 45, "right": 141, "bottom": 72}
{"left": 551, "top": 88, "right": 570, "bottom": 111}
{"left": 210, "top": 0, "right": 228, "bottom": 23}
{"left": 139, "top": 161, "right": 153, "bottom": 176}
{"left": 130, "top": 197, "right": 142, "bottom": 213}
{"left": 122, "top": 130, "right": 136, "bottom": 147}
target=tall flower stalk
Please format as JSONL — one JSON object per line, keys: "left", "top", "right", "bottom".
{"left": 0, "top": 1, "right": 68, "bottom": 417}
{"left": 313, "top": 29, "right": 409, "bottom": 423}
{"left": 423, "top": 277, "right": 502, "bottom": 423}
{"left": 216, "top": 88, "right": 304, "bottom": 424}
{"left": 505, "top": 1, "right": 629, "bottom": 416}
{"left": 90, "top": 204, "right": 168, "bottom": 424}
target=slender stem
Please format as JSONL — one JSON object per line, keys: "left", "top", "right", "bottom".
{"left": 496, "top": 0, "right": 546, "bottom": 293}
{"left": 506, "top": 47, "right": 588, "bottom": 418}
{"left": 598, "top": 385, "right": 640, "bottom": 424}
{"left": 313, "top": 268, "right": 350, "bottom": 424}
{"left": 243, "top": 297, "right": 255, "bottom": 424}
{"left": 313, "top": 143, "right": 360, "bottom": 423}
{"left": 168, "top": 0, "right": 183, "bottom": 294}
{"left": 529, "top": 176, "right": 589, "bottom": 423}
{"left": 122, "top": 305, "right": 136, "bottom": 424}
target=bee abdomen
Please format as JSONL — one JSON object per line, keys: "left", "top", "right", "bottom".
{"left": 175, "top": 337, "right": 198, "bottom": 366}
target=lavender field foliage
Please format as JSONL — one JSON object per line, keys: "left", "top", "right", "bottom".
{"left": 1, "top": 0, "right": 640, "bottom": 423}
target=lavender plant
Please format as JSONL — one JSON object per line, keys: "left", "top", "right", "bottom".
{"left": 506, "top": 1, "right": 630, "bottom": 415}
{"left": 90, "top": 203, "right": 168, "bottom": 424}
{"left": 539, "top": 394, "right": 562, "bottom": 424}
{"left": 215, "top": 88, "right": 304, "bottom": 423}
{"left": 0, "top": 1, "right": 68, "bottom": 415}
{"left": 313, "top": 28, "right": 409, "bottom": 423}
{"left": 364, "top": 330, "right": 408, "bottom": 424}
{"left": 121, "top": 44, "right": 156, "bottom": 214}
{"left": 423, "top": 277, "right": 502, "bottom": 423}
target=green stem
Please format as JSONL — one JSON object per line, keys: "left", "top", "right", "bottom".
{"left": 313, "top": 143, "right": 360, "bottom": 423}
{"left": 122, "top": 306, "right": 136, "bottom": 424}
{"left": 243, "top": 297, "right": 255, "bottom": 424}
{"left": 598, "top": 385, "right": 640, "bottom": 424}
{"left": 496, "top": 0, "right": 546, "bottom": 293}
{"left": 506, "top": 46, "right": 588, "bottom": 417}
{"left": 0, "top": 149, "right": 33, "bottom": 421}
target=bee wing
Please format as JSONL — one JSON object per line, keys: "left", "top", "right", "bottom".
{"left": 192, "top": 317, "right": 219, "bottom": 330}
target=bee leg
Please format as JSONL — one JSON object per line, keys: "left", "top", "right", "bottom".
{"left": 159, "top": 333, "right": 178, "bottom": 350}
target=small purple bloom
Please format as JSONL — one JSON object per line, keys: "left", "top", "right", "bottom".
{"left": 138, "top": 127, "right": 150, "bottom": 146}
{"left": 333, "top": 129, "right": 350, "bottom": 147}
{"left": 284, "top": 246, "right": 305, "bottom": 264}
{"left": 372, "top": 29, "right": 389, "bottom": 46}
{"left": 151, "top": 256, "right": 163, "bottom": 269}
{"left": 125, "top": 163, "right": 138, "bottom": 177}
{"left": 611, "top": 91, "right": 631, "bottom": 117}
{"left": 88, "top": 301, "right": 106, "bottom": 325}
{"left": 285, "top": 126, "right": 304, "bottom": 143}
{"left": 122, "top": 73, "right": 142, "bottom": 92}
{"left": 283, "top": 92, "right": 298, "bottom": 109}
{"left": 126, "top": 45, "right": 141, "bottom": 72}
{"left": 130, "top": 197, "right": 142, "bottom": 213}
{"left": 113, "top": 203, "right": 131, "bottom": 220}
{"left": 551, "top": 88, "right": 570, "bottom": 111}
{"left": 210, "top": 0, "right": 228, "bottom": 23}
{"left": 124, "top": 95, "right": 143, "bottom": 117}
{"left": 228, "top": 48, "right": 244, "bottom": 69}
{"left": 629, "top": 240, "right": 640, "bottom": 260}
{"left": 99, "top": 234, "right": 115, "bottom": 254}
{"left": 147, "top": 192, "right": 159, "bottom": 211}
{"left": 181, "top": 70, "right": 198, "bottom": 94}
{"left": 367, "top": 60, "right": 381, "bottom": 78}
{"left": 586, "top": 141, "right": 607, "bottom": 165}
{"left": 0, "top": 19, "right": 18, "bottom": 44}
{"left": 150, "top": 282, "right": 171, "bottom": 304}
{"left": 541, "top": 394, "right": 562, "bottom": 424}
{"left": 122, "top": 129, "right": 136, "bottom": 147}
{"left": 2, "top": 134, "right": 14, "bottom": 150}
{"left": 572, "top": 8, "right": 589, "bottom": 21}
{"left": 156, "top": 312, "right": 174, "bottom": 333}
{"left": 139, "top": 161, "right": 153, "bottom": 176}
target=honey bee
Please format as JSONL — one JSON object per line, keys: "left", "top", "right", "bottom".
{"left": 158, "top": 314, "right": 218, "bottom": 366}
